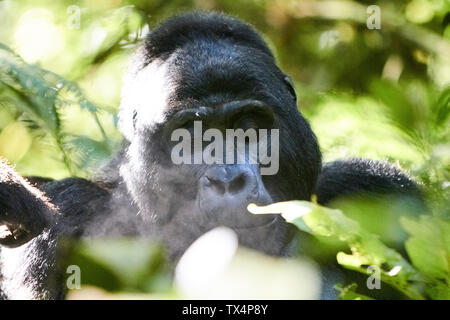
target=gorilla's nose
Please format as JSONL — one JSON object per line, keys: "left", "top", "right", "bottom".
{"left": 204, "top": 166, "right": 252, "bottom": 196}
{"left": 199, "top": 165, "right": 274, "bottom": 227}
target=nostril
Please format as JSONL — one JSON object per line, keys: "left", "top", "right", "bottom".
{"left": 205, "top": 176, "right": 226, "bottom": 195}
{"left": 228, "top": 174, "right": 246, "bottom": 194}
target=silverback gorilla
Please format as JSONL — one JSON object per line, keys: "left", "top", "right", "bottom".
{"left": 0, "top": 12, "right": 421, "bottom": 299}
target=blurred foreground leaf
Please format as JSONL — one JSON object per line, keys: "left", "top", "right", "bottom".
{"left": 66, "top": 239, "right": 172, "bottom": 295}
{"left": 174, "top": 227, "right": 321, "bottom": 299}
{"left": 66, "top": 229, "right": 322, "bottom": 300}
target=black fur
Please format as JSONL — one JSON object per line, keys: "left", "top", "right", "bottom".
{"left": 0, "top": 12, "right": 422, "bottom": 299}
{"left": 316, "top": 158, "right": 422, "bottom": 204}
{"left": 0, "top": 160, "right": 55, "bottom": 248}
{"left": 141, "top": 11, "right": 274, "bottom": 65}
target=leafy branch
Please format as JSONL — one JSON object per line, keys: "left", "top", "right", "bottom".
{"left": 248, "top": 201, "right": 447, "bottom": 300}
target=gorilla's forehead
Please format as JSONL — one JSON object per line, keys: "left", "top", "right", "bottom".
{"left": 120, "top": 40, "right": 283, "bottom": 136}
{"left": 168, "top": 38, "right": 280, "bottom": 108}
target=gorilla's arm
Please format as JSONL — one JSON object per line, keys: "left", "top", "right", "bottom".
{"left": 315, "top": 158, "right": 423, "bottom": 205}
{"left": 0, "top": 161, "right": 114, "bottom": 299}
{"left": 0, "top": 160, "right": 112, "bottom": 247}
{"left": 0, "top": 157, "right": 120, "bottom": 252}
{"left": 0, "top": 160, "right": 56, "bottom": 248}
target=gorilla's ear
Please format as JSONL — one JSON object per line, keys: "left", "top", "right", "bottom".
{"left": 283, "top": 75, "right": 297, "bottom": 103}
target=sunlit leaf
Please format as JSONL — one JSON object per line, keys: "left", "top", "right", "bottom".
{"left": 249, "top": 201, "right": 426, "bottom": 300}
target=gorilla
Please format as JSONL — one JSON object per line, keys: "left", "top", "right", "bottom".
{"left": 0, "top": 12, "right": 422, "bottom": 299}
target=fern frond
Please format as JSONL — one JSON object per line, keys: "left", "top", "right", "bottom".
{"left": 0, "top": 43, "right": 112, "bottom": 176}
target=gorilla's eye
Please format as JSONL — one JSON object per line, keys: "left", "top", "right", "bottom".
{"left": 174, "top": 118, "right": 195, "bottom": 130}
{"left": 168, "top": 113, "right": 198, "bottom": 132}
{"left": 231, "top": 106, "right": 274, "bottom": 131}
{"left": 168, "top": 108, "right": 210, "bottom": 132}
{"left": 234, "top": 115, "right": 268, "bottom": 130}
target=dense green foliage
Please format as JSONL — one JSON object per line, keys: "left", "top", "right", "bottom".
{"left": 249, "top": 201, "right": 449, "bottom": 299}
{"left": 0, "top": 0, "right": 448, "bottom": 299}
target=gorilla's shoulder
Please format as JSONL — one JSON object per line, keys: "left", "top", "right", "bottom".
{"left": 142, "top": 11, "right": 273, "bottom": 63}
{"left": 316, "top": 158, "right": 423, "bottom": 204}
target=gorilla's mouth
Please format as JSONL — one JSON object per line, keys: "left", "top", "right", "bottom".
{"left": 219, "top": 212, "right": 279, "bottom": 231}
{"left": 230, "top": 216, "right": 277, "bottom": 230}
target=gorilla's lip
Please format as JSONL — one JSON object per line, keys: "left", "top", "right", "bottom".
{"left": 227, "top": 216, "right": 278, "bottom": 230}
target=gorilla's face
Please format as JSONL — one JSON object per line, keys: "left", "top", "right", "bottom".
{"left": 119, "top": 31, "right": 321, "bottom": 257}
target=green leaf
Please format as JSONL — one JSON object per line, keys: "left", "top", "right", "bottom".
{"left": 248, "top": 201, "right": 426, "bottom": 300}
{"left": 434, "top": 87, "right": 450, "bottom": 126}
{"left": 401, "top": 216, "right": 450, "bottom": 280}
{"left": 69, "top": 135, "right": 112, "bottom": 170}
{"left": 427, "top": 281, "right": 450, "bottom": 300}
{"left": 335, "top": 283, "right": 374, "bottom": 300}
